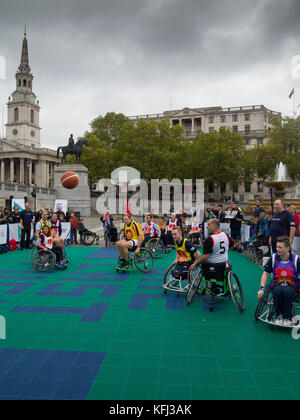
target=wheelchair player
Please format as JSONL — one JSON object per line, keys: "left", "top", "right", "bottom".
{"left": 257, "top": 235, "right": 300, "bottom": 327}
{"left": 170, "top": 226, "right": 201, "bottom": 279}
{"left": 190, "top": 218, "right": 234, "bottom": 295}
{"left": 36, "top": 225, "right": 66, "bottom": 268}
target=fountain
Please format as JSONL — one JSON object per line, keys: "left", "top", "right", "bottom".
{"left": 264, "top": 162, "right": 296, "bottom": 198}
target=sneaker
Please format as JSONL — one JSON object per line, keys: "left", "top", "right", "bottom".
{"left": 274, "top": 316, "right": 284, "bottom": 326}
{"left": 283, "top": 319, "right": 293, "bottom": 327}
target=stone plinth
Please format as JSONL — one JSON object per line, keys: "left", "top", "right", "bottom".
{"left": 54, "top": 165, "right": 91, "bottom": 216}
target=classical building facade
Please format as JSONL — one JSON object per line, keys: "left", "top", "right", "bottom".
{"left": 0, "top": 28, "right": 60, "bottom": 209}
{"left": 128, "top": 105, "right": 283, "bottom": 202}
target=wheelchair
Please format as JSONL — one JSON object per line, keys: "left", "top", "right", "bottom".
{"left": 31, "top": 248, "right": 68, "bottom": 273}
{"left": 254, "top": 280, "right": 300, "bottom": 330}
{"left": 185, "top": 262, "right": 245, "bottom": 312}
{"left": 80, "top": 230, "right": 100, "bottom": 246}
{"left": 163, "top": 262, "right": 200, "bottom": 297}
{"left": 104, "top": 226, "right": 119, "bottom": 247}
{"left": 144, "top": 235, "right": 165, "bottom": 259}
{"left": 116, "top": 247, "right": 154, "bottom": 273}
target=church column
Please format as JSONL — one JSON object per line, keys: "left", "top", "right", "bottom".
{"left": 28, "top": 160, "right": 32, "bottom": 185}
{"left": 20, "top": 158, "right": 25, "bottom": 184}
{"left": 0, "top": 160, "right": 4, "bottom": 183}
{"left": 46, "top": 162, "right": 50, "bottom": 189}
{"left": 10, "top": 159, "right": 15, "bottom": 182}
{"left": 191, "top": 118, "right": 195, "bottom": 134}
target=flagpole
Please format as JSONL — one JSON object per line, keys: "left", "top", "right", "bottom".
{"left": 293, "top": 87, "right": 296, "bottom": 117}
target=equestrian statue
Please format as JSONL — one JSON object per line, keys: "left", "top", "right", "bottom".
{"left": 57, "top": 135, "right": 88, "bottom": 164}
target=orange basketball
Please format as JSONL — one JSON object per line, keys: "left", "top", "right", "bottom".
{"left": 61, "top": 171, "right": 79, "bottom": 189}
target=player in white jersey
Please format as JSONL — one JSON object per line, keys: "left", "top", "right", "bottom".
{"left": 190, "top": 218, "right": 234, "bottom": 288}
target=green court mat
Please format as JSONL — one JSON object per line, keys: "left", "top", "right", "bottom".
{"left": 0, "top": 247, "right": 299, "bottom": 400}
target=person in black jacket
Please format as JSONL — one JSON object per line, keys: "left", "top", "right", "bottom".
{"left": 11, "top": 205, "right": 21, "bottom": 224}
{"left": 20, "top": 203, "right": 34, "bottom": 250}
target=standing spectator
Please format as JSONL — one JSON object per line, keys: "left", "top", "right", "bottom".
{"left": 56, "top": 205, "right": 66, "bottom": 220}
{"left": 229, "top": 202, "right": 244, "bottom": 252}
{"left": 288, "top": 206, "right": 300, "bottom": 237}
{"left": 259, "top": 212, "right": 268, "bottom": 238}
{"left": 11, "top": 205, "right": 21, "bottom": 224}
{"left": 0, "top": 208, "right": 12, "bottom": 224}
{"left": 100, "top": 211, "right": 114, "bottom": 233}
{"left": 35, "top": 209, "right": 43, "bottom": 223}
{"left": 269, "top": 199, "right": 296, "bottom": 253}
{"left": 218, "top": 204, "right": 226, "bottom": 223}
{"left": 0, "top": 206, "right": 3, "bottom": 218}
{"left": 69, "top": 210, "right": 79, "bottom": 245}
{"left": 208, "top": 204, "right": 219, "bottom": 220}
{"left": 254, "top": 199, "right": 265, "bottom": 218}
{"left": 20, "top": 202, "right": 34, "bottom": 250}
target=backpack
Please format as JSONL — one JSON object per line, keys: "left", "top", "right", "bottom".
{"left": 8, "top": 239, "right": 17, "bottom": 251}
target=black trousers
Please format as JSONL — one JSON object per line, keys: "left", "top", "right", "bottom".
{"left": 20, "top": 224, "right": 32, "bottom": 249}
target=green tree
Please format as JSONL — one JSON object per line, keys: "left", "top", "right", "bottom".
{"left": 90, "top": 112, "right": 130, "bottom": 148}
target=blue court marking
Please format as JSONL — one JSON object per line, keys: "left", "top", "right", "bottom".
{"left": 140, "top": 277, "right": 162, "bottom": 283}
{"left": 0, "top": 282, "right": 34, "bottom": 295}
{"left": 87, "top": 248, "right": 119, "bottom": 259}
{"left": 137, "top": 285, "right": 162, "bottom": 290}
{"left": 60, "top": 272, "right": 129, "bottom": 282}
{"left": 36, "top": 284, "right": 122, "bottom": 298}
{"left": 129, "top": 293, "right": 184, "bottom": 311}
{"left": 78, "top": 263, "right": 116, "bottom": 270}
{"left": 0, "top": 348, "right": 105, "bottom": 400}
{"left": 11, "top": 302, "right": 111, "bottom": 322}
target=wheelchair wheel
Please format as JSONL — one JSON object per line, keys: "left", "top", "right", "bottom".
{"left": 186, "top": 269, "right": 203, "bottom": 306}
{"left": 146, "top": 238, "right": 165, "bottom": 259}
{"left": 228, "top": 271, "right": 245, "bottom": 312}
{"left": 82, "top": 232, "right": 96, "bottom": 246}
{"left": 133, "top": 248, "right": 154, "bottom": 273}
{"left": 32, "top": 249, "right": 56, "bottom": 273}
{"left": 31, "top": 247, "right": 38, "bottom": 263}
{"left": 254, "top": 281, "right": 273, "bottom": 321}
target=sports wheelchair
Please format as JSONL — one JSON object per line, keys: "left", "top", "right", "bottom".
{"left": 31, "top": 248, "right": 69, "bottom": 273}
{"left": 185, "top": 262, "right": 245, "bottom": 312}
{"left": 116, "top": 247, "right": 154, "bottom": 273}
{"left": 104, "top": 226, "right": 119, "bottom": 247}
{"left": 80, "top": 230, "right": 100, "bottom": 246}
{"left": 163, "top": 262, "right": 199, "bottom": 297}
{"left": 144, "top": 235, "right": 166, "bottom": 259}
{"left": 254, "top": 280, "right": 300, "bottom": 330}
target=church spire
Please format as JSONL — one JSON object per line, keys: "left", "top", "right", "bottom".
{"left": 18, "top": 25, "right": 30, "bottom": 74}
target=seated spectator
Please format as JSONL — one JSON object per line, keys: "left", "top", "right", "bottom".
{"left": 78, "top": 218, "right": 88, "bottom": 243}
{"left": 0, "top": 208, "right": 12, "bottom": 224}
{"left": 59, "top": 213, "right": 66, "bottom": 223}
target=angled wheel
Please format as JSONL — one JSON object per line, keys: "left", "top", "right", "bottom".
{"left": 186, "top": 269, "right": 203, "bottom": 306}
{"left": 254, "top": 281, "right": 272, "bottom": 321}
{"left": 146, "top": 238, "right": 165, "bottom": 259}
{"left": 31, "top": 247, "right": 39, "bottom": 263}
{"left": 82, "top": 232, "right": 95, "bottom": 246}
{"left": 133, "top": 248, "right": 154, "bottom": 273}
{"left": 32, "top": 249, "right": 56, "bottom": 273}
{"left": 228, "top": 271, "right": 245, "bottom": 312}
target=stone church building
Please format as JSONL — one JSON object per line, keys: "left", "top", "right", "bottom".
{"left": 0, "top": 28, "right": 60, "bottom": 210}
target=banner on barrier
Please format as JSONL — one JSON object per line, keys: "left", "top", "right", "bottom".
{"left": 0, "top": 225, "right": 7, "bottom": 245}
{"left": 11, "top": 199, "right": 25, "bottom": 212}
{"left": 61, "top": 223, "right": 71, "bottom": 240}
{"left": 9, "top": 224, "right": 21, "bottom": 243}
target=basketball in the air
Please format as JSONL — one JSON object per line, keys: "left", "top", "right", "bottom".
{"left": 61, "top": 171, "right": 79, "bottom": 189}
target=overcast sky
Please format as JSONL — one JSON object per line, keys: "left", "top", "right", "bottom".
{"left": 0, "top": 0, "right": 299, "bottom": 149}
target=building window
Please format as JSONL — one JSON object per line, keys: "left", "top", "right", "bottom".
{"left": 208, "top": 183, "right": 214, "bottom": 193}
{"left": 30, "top": 110, "right": 34, "bottom": 124}
{"left": 232, "top": 126, "right": 238, "bottom": 132}
{"left": 232, "top": 115, "right": 238, "bottom": 122}
{"left": 209, "top": 116, "right": 214, "bottom": 124}
{"left": 14, "top": 108, "right": 19, "bottom": 122}
{"left": 18, "top": 79, "right": 21, "bottom": 87}
{"left": 220, "top": 115, "right": 226, "bottom": 123}
{"left": 172, "top": 120, "right": 179, "bottom": 126}
{"left": 209, "top": 127, "right": 214, "bottom": 132}
{"left": 257, "top": 138, "right": 263, "bottom": 145}
{"left": 245, "top": 114, "right": 250, "bottom": 121}
{"left": 245, "top": 138, "right": 250, "bottom": 145}
{"left": 220, "top": 126, "right": 226, "bottom": 130}
{"left": 245, "top": 125, "right": 251, "bottom": 134}
{"left": 195, "top": 118, "right": 201, "bottom": 126}
{"left": 23, "top": 79, "right": 27, "bottom": 87}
